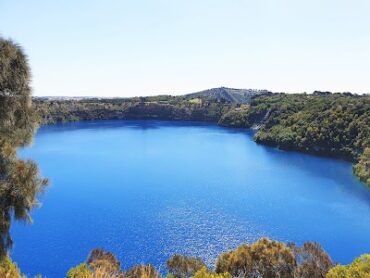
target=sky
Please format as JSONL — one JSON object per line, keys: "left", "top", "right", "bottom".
{"left": 1, "top": 0, "right": 370, "bottom": 97}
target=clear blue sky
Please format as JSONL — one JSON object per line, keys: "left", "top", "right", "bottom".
{"left": 1, "top": 0, "right": 369, "bottom": 97}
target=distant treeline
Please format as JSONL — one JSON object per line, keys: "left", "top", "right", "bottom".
{"left": 34, "top": 95, "right": 232, "bottom": 124}
{"left": 3, "top": 237, "right": 369, "bottom": 277}
{"left": 35, "top": 92, "right": 370, "bottom": 186}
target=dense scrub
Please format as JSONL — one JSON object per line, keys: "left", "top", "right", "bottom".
{"left": 63, "top": 238, "right": 367, "bottom": 277}
{"left": 252, "top": 93, "right": 369, "bottom": 161}
{"left": 0, "top": 37, "right": 48, "bottom": 257}
{"left": 327, "top": 254, "right": 370, "bottom": 278}
{"left": 353, "top": 148, "right": 370, "bottom": 184}
{"left": 1, "top": 238, "right": 368, "bottom": 277}
{"left": 220, "top": 93, "right": 370, "bottom": 186}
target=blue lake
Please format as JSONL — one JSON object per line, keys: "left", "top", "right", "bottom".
{"left": 11, "top": 120, "right": 370, "bottom": 277}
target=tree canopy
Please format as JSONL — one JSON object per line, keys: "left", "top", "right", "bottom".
{"left": 0, "top": 37, "right": 48, "bottom": 257}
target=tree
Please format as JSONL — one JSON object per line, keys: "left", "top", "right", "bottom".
{"left": 326, "top": 254, "right": 370, "bottom": 278}
{"left": 87, "top": 248, "right": 121, "bottom": 273}
{"left": 193, "top": 267, "right": 231, "bottom": 278}
{"left": 0, "top": 37, "right": 48, "bottom": 256}
{"left": 216, "top": 238, "right": 296, "bottom": 278}
{"left": 68, "top": 249, "right": 124, "bottom": 278}
{"left": 288, "top": 242, "right": 333, "bottom": 278}
{"left": 66, "top": 263, "right": 91, "bottom": 278}
{"left": 167, "top": 255, "right": 207, "bottom": 278}
{"left": 0, "top": 256, "right": 25, "bottom": 278}
{"left": 125, "top": 264, "right": 160, "bottom": 278}
{"left": 353, "top": 147, "right": 370, "bottom": 185}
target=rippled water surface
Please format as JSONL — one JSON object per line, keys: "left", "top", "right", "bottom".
{"left": 11, "top": 120, "right": 370, "bottom": 277}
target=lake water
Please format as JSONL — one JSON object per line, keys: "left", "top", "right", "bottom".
{"left": 11, "top": 120, "right": 370, "bottom": 277}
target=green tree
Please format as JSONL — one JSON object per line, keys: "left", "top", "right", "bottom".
{"left": 0, "top": 37, "right": 48, "bottom": 256}
{"left": 0, "top": 255, "right": 25, "bottom": 278}
{"left": 66, "top": 263, "right": 91, "bottom": 278}
{"left": 353, "top": 147, "right": 370, "bottom": 185}
{"left": 326, "top": 254, "right": 370, "bottom": 278}
{"left": 192, "top": 267, "right": 231, "bottom": 278}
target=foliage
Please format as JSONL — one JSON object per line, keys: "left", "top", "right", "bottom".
{"left": 353, "top": 148, "right": 370, "bottom": 185}
{"left": 66, "top": 264, "right": 91, "bottom": 278}
{"left": 87, "top": 248, "right": 121, "bottom": 273}
{"left": 167, "top": 255, "right": 207, "bottom": 278}
{"left": 34, "top": 97, "right": 231, "bottom": 125}
{"left": 251, "top": 93, "right": 370, "bottom": 162}
{"left": 192, "top": 267, "right": 231, "bottom": 278}
{"left": 326, "top": 254, "right": 370, "bottom": 278}
{"left": 61, "top": 240, "right": 367, "bottom": 278}
{"left": 0, "top": 37, "right": 48, "bottom": 257}
{"left": 0, "top": 256, "right": 25, "bottom": 278}
{"left": 215, "top": 238, "right": 296, "bottom": 278}
{"left": 289, "top": 242, "right": 333, "bottom": 278}
{"left": 220, "top": 92, "right": 370, "bottom": 185}
{"left": 67, "top": 249, "right": 124, "bottom": 278}
{"left": 218, "top": 105, "right": 252, "bottom": 128}
{"left": 125, "top": 264, "right": 160, "bottom": 278}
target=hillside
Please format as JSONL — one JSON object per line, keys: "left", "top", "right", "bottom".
{"left": 185, "top": 87, "right": 271, "bottom": 103}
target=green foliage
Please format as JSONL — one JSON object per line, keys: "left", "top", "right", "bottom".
{"left": 0, "top": 37, "right": 48, "bottom": 256}
{"left": 188, "top": 98, "right": 202, "bottom": 104}
{"left": 326, "top": 254, "right": 370, "bottom": 278}
{"left": 353, "top": 148, "right": 370, "bottom": 185}
{"left": 0, "top": 256, "right": 25, "bottom": 278}
{"left": 218, "top": 105, "right": 252, "bottom": 128}
{"left": 219, "top": 93, "right": 370, "bottom": 185}
{"left": 192, "top": 267, "right": 231, "bottom": 278}
{"left": 66, "top": 263, "right": 91, "bottom": 278}
{"left": 167, "top": 255, "right": 206, "bottom": 278}
{"left": 34, "top": 98, "right": 231, "bottom": 125}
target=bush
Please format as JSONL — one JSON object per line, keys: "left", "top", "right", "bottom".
{"left": 326, "top": 254, "right": 370, "bottom": 278}
{"left": 193, "top": 267, "right": 231, "bottom": 278}
{"left": 125, "top": 264, "right": 160, "bottom": 278}
{"left": 216, "top": 238, "right": 296, "bottom": 278}
{"left": 167, "top": 255, "right": 207, "bottom": 278}
{"left": 66, "top": 264, "right": 91, "bottom": 278}
{"left": 0, "top": 256, "right": 24, "bottom": 278}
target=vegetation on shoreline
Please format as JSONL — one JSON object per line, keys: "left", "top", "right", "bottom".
{"left": 221, "top": 93, "right": 370, "bottom": 185}
{"left": 35, "top": 91, "right": 370, "bottom": 186}
{"left": 2, "top": 237, "right": 368, "bottom": 277}
{"left": 30, "top": 238, "right": 340, "bottom": 277}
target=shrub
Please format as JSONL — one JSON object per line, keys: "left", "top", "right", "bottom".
{"left": 167, "top": 255, "right": 206, "bottom": 278}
